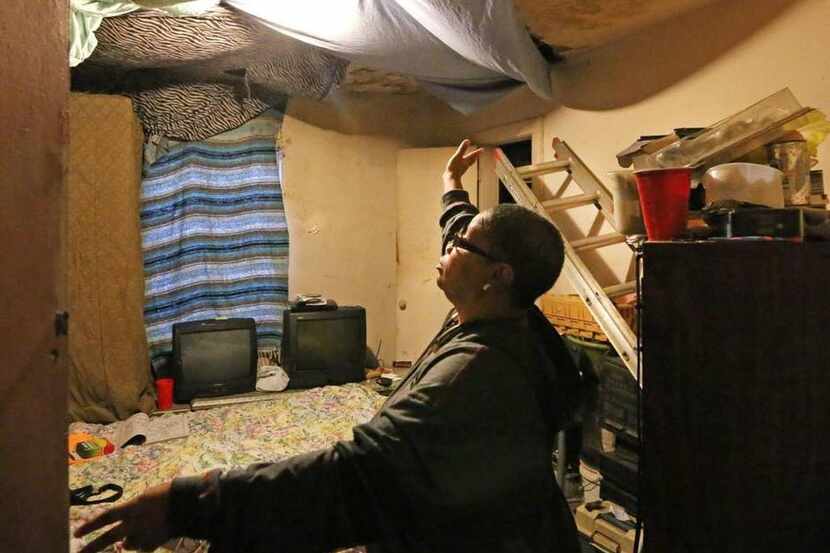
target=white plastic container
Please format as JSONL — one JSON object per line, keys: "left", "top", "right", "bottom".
{"left": 606, "top": 170, "right": 646, "bottom": 235}
{"left": 702, "top": 162, "right": 785, "bottom": 208}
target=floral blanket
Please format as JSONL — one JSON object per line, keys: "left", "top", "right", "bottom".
{"left": 69, "top": 383, "right": 384, "bottom": 552}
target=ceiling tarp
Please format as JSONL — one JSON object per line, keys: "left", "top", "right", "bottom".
{"left": 71, "top": 0, "right": 555, "bottom": 139}
{"left": 224, "top": 0, "right": 553, "bottom": 113}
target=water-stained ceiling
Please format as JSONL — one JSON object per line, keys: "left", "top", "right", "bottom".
{"left": 343, "top": 0, "right": 718, "bottom": 94}
{"left": 513, "top": 0, "right": 717, "bottom": 53}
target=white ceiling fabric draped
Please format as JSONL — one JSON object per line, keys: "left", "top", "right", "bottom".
{"left": 224, "top": 0, "right": 553, "bottom": 113}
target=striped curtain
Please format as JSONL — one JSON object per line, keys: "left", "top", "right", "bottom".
{"left": 140, "top": 111, "right": 288, "bottom": 362}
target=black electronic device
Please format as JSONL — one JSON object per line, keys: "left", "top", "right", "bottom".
{"left": 562, "top": 337, "right": 603, "bottom": 468}
{"left": 599, "top": 451, "right": 639, "bottom": 494}
{"left": 280, "top": 306, "right": 367, "bottom": 389}
{"left": 599, "top": 479, "right": 639, "bottom": 517}
{"left": 599, "top": 355, "right": 639, "bottom": 440}
{"left": 703, "top": 206, "right": 804, "bottom": 239}
{"left": 595, "top": 355, "right": 640, "bottom": 516}
{"left": 290, "top": 294, "right": 338, "bottom": 312}
{"left": 172, "top": 318, "right": 257, "bottom": 403}
{"left": 730, "top": 208, "right": 804, "bottom": 238}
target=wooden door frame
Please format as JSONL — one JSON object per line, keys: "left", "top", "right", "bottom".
{"left": 470, "top": 117, "right": 545, "bottom": 211}
{"left": 0, "top": 2, "right": 69, "bottom": 552}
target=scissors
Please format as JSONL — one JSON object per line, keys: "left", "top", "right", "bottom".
{"left": 70, "top": 483, "right": 124, "bottom": 506}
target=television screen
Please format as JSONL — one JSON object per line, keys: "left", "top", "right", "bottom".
{"left": 281, "top": 306, "right": 366, "bottom": 389}
{"left": 172, "top": 318, "right": 257, "bottom": 402}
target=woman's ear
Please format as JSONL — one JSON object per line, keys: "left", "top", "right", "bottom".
{"left": 492, "top": 262, "right": 515, "bottom": 289}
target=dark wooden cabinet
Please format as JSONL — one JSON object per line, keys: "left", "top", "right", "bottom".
{"left": 641, "top": 241, "right": 830, "bottom": 553}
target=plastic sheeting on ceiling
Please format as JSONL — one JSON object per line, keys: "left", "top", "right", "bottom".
{"left": 224, "top": 0, "right": 553, "bottom": 114}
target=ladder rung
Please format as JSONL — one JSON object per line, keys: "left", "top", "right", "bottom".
{"left": 603, "top": 281, "right": 636, "bottom": 297}
{"left": 552, "top": 139, "right": 615, "bottom": 218}
{"left": 516, "top": 160, "right": 571, "bottom": 179}
{"left": 571, "top": 233, "right": 626, "bottom": 252}
{"left": 542, "top": 193, "right": 599, "bottom": 212}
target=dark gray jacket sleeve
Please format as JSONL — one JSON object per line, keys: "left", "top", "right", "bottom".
{"left": 439, "top": 190, "right": 479, "bottom": 255}
{"left": 165, "top": 360, "right": 459, "bottom": 552}
{"left": 167, "top": 346, "right": 546, "bottom": 553}
{"left": 168, "top": 445, "right": 376, "bottom": 553}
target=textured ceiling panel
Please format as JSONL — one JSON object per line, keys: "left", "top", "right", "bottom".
{"left": 342, "top": 66, "right": 419, "bottom": 94}
{"left": 342, "top": 0, "right": 717, "bottom": 93}
{"left": 514, "top": 0, "right": 716, "bottom": 51}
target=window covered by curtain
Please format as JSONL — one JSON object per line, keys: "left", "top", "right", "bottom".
{"left": 140, "top": 110, "right": 288, "bottom": 362}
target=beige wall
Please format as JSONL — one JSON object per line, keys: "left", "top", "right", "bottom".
{"left": 279, "top": 115, "right": 400, "bottom": 362}
{"left": 396, "top": 148, "right": 477, "bottom": 362}
{"left": 287, "top": 89, "right": 462, "bottom": 148}
{"left": 278, "top": 118, "right": 475, "bottom": 365}
{"left": 540, "top": 0, "right": 830, "bottom": 178}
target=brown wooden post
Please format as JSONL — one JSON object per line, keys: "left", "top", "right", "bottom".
{"left": 0, "top": 2, "right": 70, "bottom": 551}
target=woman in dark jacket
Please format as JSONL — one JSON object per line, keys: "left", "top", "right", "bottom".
{"left": 76, "top": 140, "right": 581, "bottom": 553}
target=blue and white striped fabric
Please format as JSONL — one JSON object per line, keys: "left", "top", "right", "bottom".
{"left": 141, "top": 111, "right": 288, "bottom": 362}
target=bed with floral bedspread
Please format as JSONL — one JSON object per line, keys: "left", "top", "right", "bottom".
{"left": 69, "top": 383, "right": 385, "bottom": 552}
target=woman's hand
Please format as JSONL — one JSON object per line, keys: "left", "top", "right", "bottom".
{"left": 75, "top": 482, "right": 174, "bottom": 553}
{"left": 443, "top": 139, "right": 483, "bottom": 192}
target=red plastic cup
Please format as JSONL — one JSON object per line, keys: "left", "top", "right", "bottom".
{"left": 634, "top": 168, "right": 693, "bottom": 240}
{"left": 156, "top": 378, "right": 174, "bottom": 410}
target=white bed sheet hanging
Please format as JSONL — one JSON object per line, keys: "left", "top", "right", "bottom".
{"left": 224, "top": 0, "right": 553, "bottom": 113}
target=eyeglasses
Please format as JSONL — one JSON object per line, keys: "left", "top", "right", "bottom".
{"left": 446, "top": 234, "right": 501, "bottom": 263}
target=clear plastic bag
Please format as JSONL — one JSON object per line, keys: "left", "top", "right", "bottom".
{"left": 650, "top": 88, "right": 803, "bottom": 168}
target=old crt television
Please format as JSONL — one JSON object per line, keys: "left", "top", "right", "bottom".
{"left": 172, "top": 318, "right": 257, "bottom": 402}
{"left": 281, "top": 306, "right": 366, "bottom": 389}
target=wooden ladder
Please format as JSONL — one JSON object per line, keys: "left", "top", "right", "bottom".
{"left": 493, "top": 138, "right": 638, "bottom": 379}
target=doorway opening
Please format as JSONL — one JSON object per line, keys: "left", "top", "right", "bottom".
{"left": 498, "top": 139, "right": 532, "bottom": 204}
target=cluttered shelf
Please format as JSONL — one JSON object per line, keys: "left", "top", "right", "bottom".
{"left": 617, "top": 88, "right": 829, "bottom": 243}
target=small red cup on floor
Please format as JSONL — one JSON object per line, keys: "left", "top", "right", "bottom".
{"left": 156, "top": 378, "right": 174, "bottom": 410}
